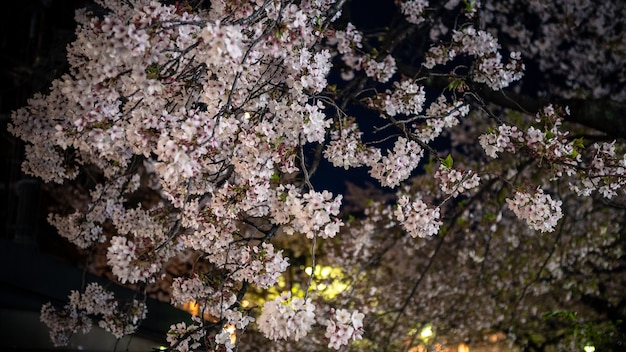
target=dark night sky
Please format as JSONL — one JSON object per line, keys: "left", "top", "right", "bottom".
{"left": 1, "top": 0, "right": 88, "bottom": 114}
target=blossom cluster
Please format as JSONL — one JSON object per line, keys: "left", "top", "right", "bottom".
{"left": 213, "top": 309, "right": 256, "bottom": 351}
{"left": 257, "top": 292, "right": 316, "bottom": 341}
{"left": 271, "top": 186, "right": 344, "bottom": 239}
{"left": 369, "top": 137, "right": 424, "bottom": 188}
{"left": 169, "top": 273, "right": 257, "bottom": 352}
{"left": 40, "top": 303, "right": 91, "bottom": 347}
{"left": 327, "top": 22, "right": 398, "bottom": 83}
{"left": 506, "top": 187, "right": 563, "bottom": 232}
{"left": 324, "top": 119, "right": 378, "bottom": 169}
{"left": 170, "top": 274, "right": 237, "bottom": 319}
{"left": 478, "top": 124, "right": 524, "bottom": 158}
{"left": 170, "top": 275, "right": 210, "bottom": 307}
{"left": 581, "top": 142, "right": 626, "bottom": 199}
{"left": 434, "top": 164, "right": 480, "bottom": 197}
{"left": 363, "top": 55, "right": 398, "bottom": 83}
{"left": 331, "top": 23, "right": 363, "bottom": 56}
{"left": 325, "top": 308, "right": 365, "bottom": 349}
{"left": 415, "top": 96, "right": 470, "bottom": 143}
{"left": 399, "top": 0, "right": 429, "bottom": 24}
{"left": 378, "top": 78, "right": 427, "bottom": 117}
{"left": 167, "top": 319, "right": 204, "bottom": 352}
{"left": 480, "top": 106, "right": 626, "bottom": 199}
{"left": 107, "top": 204, "right": 183, "bottom": 284}
{"left": 424, "top": 26, "right": 524, "bottom": 90}
{"left": 529, "top": 108, "right": 626, "bottom": 199}
{"left": 326, "top": 23, "right": 364, "bottom": 80}
{"left": 394, "top": 194, "right": 442, "bottom": 238}
{"left": 232, "top": 243, "right": 290, "bottom": 289}
{"left": 525, "top": 106, "right": 578, "bottom": 164}
{"left": 45, "top": 175, "right": 137, "bottom": 249}
{"left": 40, "top": 283, "right": 146, "bottom": 346}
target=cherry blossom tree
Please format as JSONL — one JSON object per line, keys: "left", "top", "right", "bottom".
{"left": 8, "top": 0, "right": 626, "bottom": 351}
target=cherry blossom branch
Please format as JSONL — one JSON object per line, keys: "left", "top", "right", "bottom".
{"left": 507, "top": 212, "right": 567, "bottom": 330}
{"left": 303, "top": 231, "right": 318, "bottom": 302}
{"left": 382, "top": 232, "right": 446, "bottom": 351}
{"left": 298, "top": 139, "right": 315, "bottom": 191}
{"left": 401, "top": 64, "right": 626, "bottom": 138}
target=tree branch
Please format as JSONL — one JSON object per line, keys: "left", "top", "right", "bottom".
{"left": 397, "top": 63, "right": 626, "bottom": 139}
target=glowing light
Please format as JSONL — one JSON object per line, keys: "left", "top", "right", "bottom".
{"left": 458, "top": 343, "right": 470, "bottom": 352}
{"left": 321, "top": 266, "right": 332, "bottom": 277}
{"left": 241, "top": 299, "right": 250, "bottom": 308}
{"left": 408, "top": 345, "right": 427, "bottom": 352}
{"left": 487, "top": 332, "right": 506, "bottom": 343}
{"left": 226, "top": 324, "right": 237, "bottom": 344}
{"left": 304, "top": 265, "right": 336, "bottom": 278}
{"left": 244, "top": 112, "right": 251, "bottom": 119}
{"left": 584, "top": 344, "right": 595, "bottom": 352}
{"left": 300, "top": 265, "right": 348, "bottom": 299}
{"left": 419, "top": 324, "right": 434, "bottom": 341}
{"left": 156, "top": 346, "right": 168, "bottom": 351}
{"left": 180, "top": 301, "right": 200, "bottom": 316}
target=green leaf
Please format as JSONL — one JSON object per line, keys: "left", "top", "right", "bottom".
{"left": 145, "top": 64, "right": 160, "bottom": 80}
{"left": 441, "top": 154, "right": 453, "bottom": 169}
{"left": 463, "top": 0, "right": 477, "bottom": 11}
{"left": 573, "top": 137, "right": 585, "bottom": 149}
{"left": 447, "top": 78, "right": 467, "bottom": 92}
